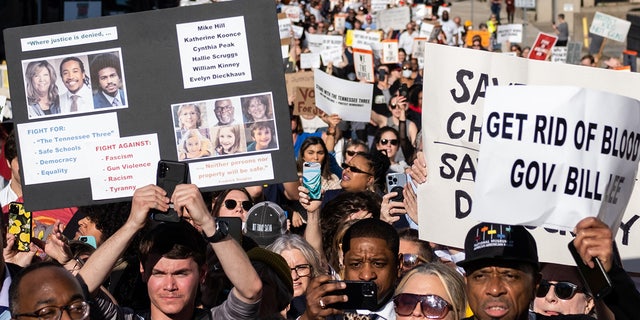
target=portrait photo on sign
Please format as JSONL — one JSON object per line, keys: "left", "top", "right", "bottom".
{"left": 22, "top": 48, "right": 128, "bottom": 119}
{"left": 240, "top": 93, "right": 274, "bottom": 123}
{"left": 245, "top": 120, "right": 279, "bottom": 152}
{"left": 172, "top": 102, "right": 212, "bottom": 161}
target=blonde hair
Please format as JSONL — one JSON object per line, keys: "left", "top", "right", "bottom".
{"left": 394, "top": 263, "right": 467, "bottom": 319}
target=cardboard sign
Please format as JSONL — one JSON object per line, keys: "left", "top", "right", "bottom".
{"left": 590, "top": 11, "right": 631, "bottom": 42}
{"left": 566, "top": 42, "right": 583, "bottom": 65}
{"left": 354, "top": 48, "right": 375, "bottom": 83}
{"left": 5, "top": 0, "right": 297, "bottom": 210}
{"left": 293, "top": 87, "right": 320, "bottom": 116}
{"left": 313, "top": 69, "right": 372, "bottom": 122}
{"left": 284, "top": 71, "right": 314, "bottom": 98}
{"left": 421, "top": 43, "right": 640, "bottom": 270}
{"left": 474, "top": 86, "right": 640, "bottom": 231}
{"left": 528, "top": 32, "right": 558, "bottom": 60}
{"left": 497, "top": 24, "right": 523, "bottom": 44}
{"left": 381, "top": 40, "right": 399, "bottom": 64}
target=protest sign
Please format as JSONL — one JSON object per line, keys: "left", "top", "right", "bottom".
{"left": 465, "top": 30, "right": 491, "bottom": 48}
{"left": 313, "top": 68, "right": 372, "bottom": 122}
{"left": 281, "top": 4, "right": 301, "bottom": 23}
{"left": 590, "top": 11, "right": 631, "bottom": 42}
{"left": 419, "top": 22, "right": 435, "bottom": 38}
{"left": 381, "top": 40, "right": 399, "bottom": 64}
{"left": 278, "top": 13, "right": 292, "bottom": 45}
{"left": 320, "top": 47, "right": 344, "bottom": 66}
{"left": 292, "top": 24, "right": 304, "bottom": 39}
{"left": 293, "top": 87, "right": 320, "bottom": 117}
{"left": 421, "top": 43, "right": 640, "bottom": 270}
{"left": 515, "top": 0, "right": 535, "bottom": 8}
{"left": 376, "top": 6, "right": 411, "bottom": 31}
{"left": 5, "top": 0, "right": 296, "bottom": 210}
{"left": 473, "top": 86, "right": 640, "bottom": 232}
{"left": 566, "top": 42, "right": 582, "bottom": 65}
{"left": 496, "top": 24, "right": 523, "bottom": 43}
{"left": 334, "top": 13, "right": 347, "bottom": 33}
{"left": 528, "top": 32, "right": 558, "bottom": 60}
{"left": 300, "top": 52, "right": 321, "bottom": 69}
{"left": 306, "top": 33, "right": 343, "bottom": 54}
{"left": 284, "top": 71, "right": 314, "bottom": 98}
{"left": 351, "top": 29, "right": 382, "bottom": 54}
{"left": 413, "top": 38, "right": 427, "bottom": 59}
{"left": 370, "top": 0, "right": 389, "bottom": 13}
{"left": 354, "top": 48, "right": 375, "bottom": 83}
{"left": 551, "top": 46, "right": 568, "bottom": 63}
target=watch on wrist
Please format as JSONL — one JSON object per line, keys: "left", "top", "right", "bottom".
{"left": 203, "top": 219, "right": 229, "bottom": 243}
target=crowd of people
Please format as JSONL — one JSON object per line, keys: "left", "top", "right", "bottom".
{"left": 1, "top": 1, "right": 639, "bottom": 320}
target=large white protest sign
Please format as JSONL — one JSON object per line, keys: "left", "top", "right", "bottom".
{"left": 376, "top": 6, "right": 411, "bottom": 31}
{"left": 473, "top": 86, "right": 640, "bottom": 232}
{"left": 421, "top": 43, "right": 640, "bottom": 270}
{"left": 496, "top": 24, "right": 523, "bottom": 43}
{"left": 313, "top": 68, "right": 372, "bottom": 122}
{"left": 590, "top": 12, "right": 631, "bottom": 42}
{"left": 320, "top": 47, "right": 344, "bottom": 66}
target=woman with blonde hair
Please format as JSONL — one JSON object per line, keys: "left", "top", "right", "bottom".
{"left": 393, "top": 263, "right": 467, "bottom": 320}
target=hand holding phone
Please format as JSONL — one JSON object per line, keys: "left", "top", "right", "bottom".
{"left": 8, "top": 202, "right": 32, "bottom": 252}
{"left": 303, "top": 162, "right": 322, "bottom": 200}
{"left": 386, "top": 172, "right": 407, "bottom": 202}
{"left": 151, "top": 160, "right": 189, "bottom": 222}
{"left": 326, "top": 280, "right": 378, "bottom": 311}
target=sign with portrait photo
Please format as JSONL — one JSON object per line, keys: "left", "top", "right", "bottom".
{"left": 5, "top": 0, "right": 296, "bottom": 211}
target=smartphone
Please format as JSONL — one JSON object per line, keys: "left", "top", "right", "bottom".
{"left": 327, "top": 280, "right": 378, "bottom": 311}
{"left": 386, "top": 172, "right": 407, "bottom": 202}
{"left": 399, "top": 83, "right": 409, "bottom": 98}
{"left": 377, "top": 68, "right": 386, "bottom": 81}
{"left": 79, "top": 235, "right": 97, "bottom": 249}
{"left": 151, "top": 160, "right": 189, "bottom": 222}
{"left": 8, "top": 202, "right": 32, "bottom": 252}
{"left": 568, "top": 240, "right": 612, "bottom": 299}
{"left": 302, "top": 162, "right": 322, "bottom": 200}
{"left": 216, "top": 217, "right": 242, "bottom": 244}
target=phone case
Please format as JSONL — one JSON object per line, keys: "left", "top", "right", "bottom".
{"left": 8, "top": 202, "right": 32, "bottom": 252}
{"left": 327, "top": 280, "right": 378, "bottom": 311}
{"left": 79, "top": 236, "right": 98, "bottom": 249}
{"left": 151, "top": 160, "right": 189, "bottom": 222}
{"left": 303, "top": 162, "right": 322, "bottom": 200}
{"left": 386, "top": 172, "right": 407, "bottom": 201}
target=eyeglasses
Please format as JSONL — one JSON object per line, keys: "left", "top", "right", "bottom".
{"left": 290, "top": 264, "right": 313, "bottom": 279}
{"left": 393, "top": 293, "right": 453, "bottom": 319}
{"left": 224, "top": 199, "right": 252, "bottom": 211}
{"left": 400, "top": 253, "right": 429, "bottom": 269}
{"left": 346, "top": 150, "right": 366, "bottom": 157}
{"left": 341, "top": 163, "right": 372, "bottom": 176}
{"left": 380, "top": 139, "right": 399, "bottom": 146}
{"left": 536, "top": 280, "right": 579, "bottom": 300}
{"left": 14, "top": 301, "right": 90, "bottom": 320}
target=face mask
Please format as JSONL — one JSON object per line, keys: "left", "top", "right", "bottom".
{"left": 402, "top": 70, "right": 412, "bottom": 78}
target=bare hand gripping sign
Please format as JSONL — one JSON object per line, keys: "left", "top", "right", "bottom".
{"left": 4, "top": 0, "right": 295, "bottom": 211}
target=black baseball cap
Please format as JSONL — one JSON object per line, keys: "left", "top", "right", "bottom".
{"left": 457, "top": 222, "right": 539, "bottom": 271}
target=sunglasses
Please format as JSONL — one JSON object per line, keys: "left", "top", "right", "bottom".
{"left": 341, "top": 162, "right": 372, "bottom": 176}
{"left": 393, "top": 293, "right": 453, "bottom": 319}
{"left": 380, "top": 139, "right": 399, "bottom": 146}
{"left": 400, "top": 253, "right": 429, "bottom": 269}
{"left": 346, "top": 150, "right": 366, "bottom": 157}
{"left": 536, "top": 280, "right": 579, "bottom": 300}
{"left": 224, "top": 199, "right": 252, "bottom": 211}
